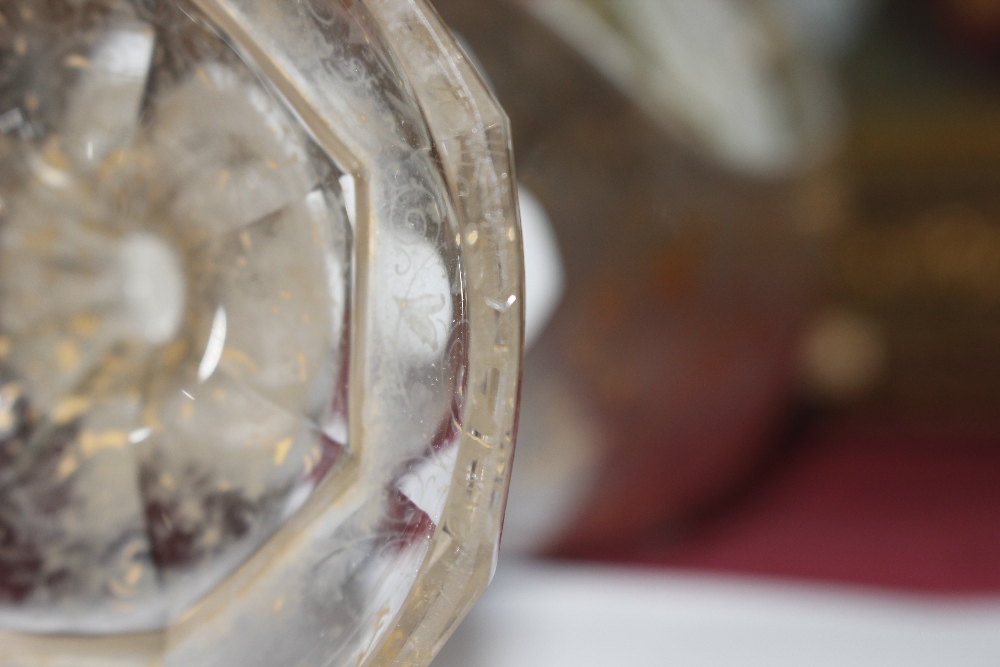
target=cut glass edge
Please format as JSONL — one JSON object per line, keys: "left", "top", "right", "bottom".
{"left": 0, "top": 0, "right": 523, "bottom": 663}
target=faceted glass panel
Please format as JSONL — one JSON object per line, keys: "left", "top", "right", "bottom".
{"left": 0, "top": 0, "right": 351, "bottom": 634}
{"left": 0, "top": 0, "right": 521, "bottom": 664}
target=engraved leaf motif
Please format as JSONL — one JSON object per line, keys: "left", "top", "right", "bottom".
{"left": 396, "top": 293, "right": 446, "bottom": 350}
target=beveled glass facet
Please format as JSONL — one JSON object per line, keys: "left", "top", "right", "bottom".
{"left": 0, "top": 0, "right": 521, "bottom": 664}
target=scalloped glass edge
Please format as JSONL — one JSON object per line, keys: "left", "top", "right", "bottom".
{"left": 0, "top": 0, "right": 522, "bottom": 665}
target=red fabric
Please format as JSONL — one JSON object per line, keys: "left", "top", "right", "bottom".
{"left": 597, "top": 418, "right": 1000, "bottom": 594}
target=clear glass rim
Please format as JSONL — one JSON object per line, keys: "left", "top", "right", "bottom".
{"left": 0, "top": 0, "right": 523, "bottom": 665}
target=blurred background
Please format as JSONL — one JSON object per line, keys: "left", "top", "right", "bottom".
{"left": 428, "top": 0, "right": 1000, "bottom": 664}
